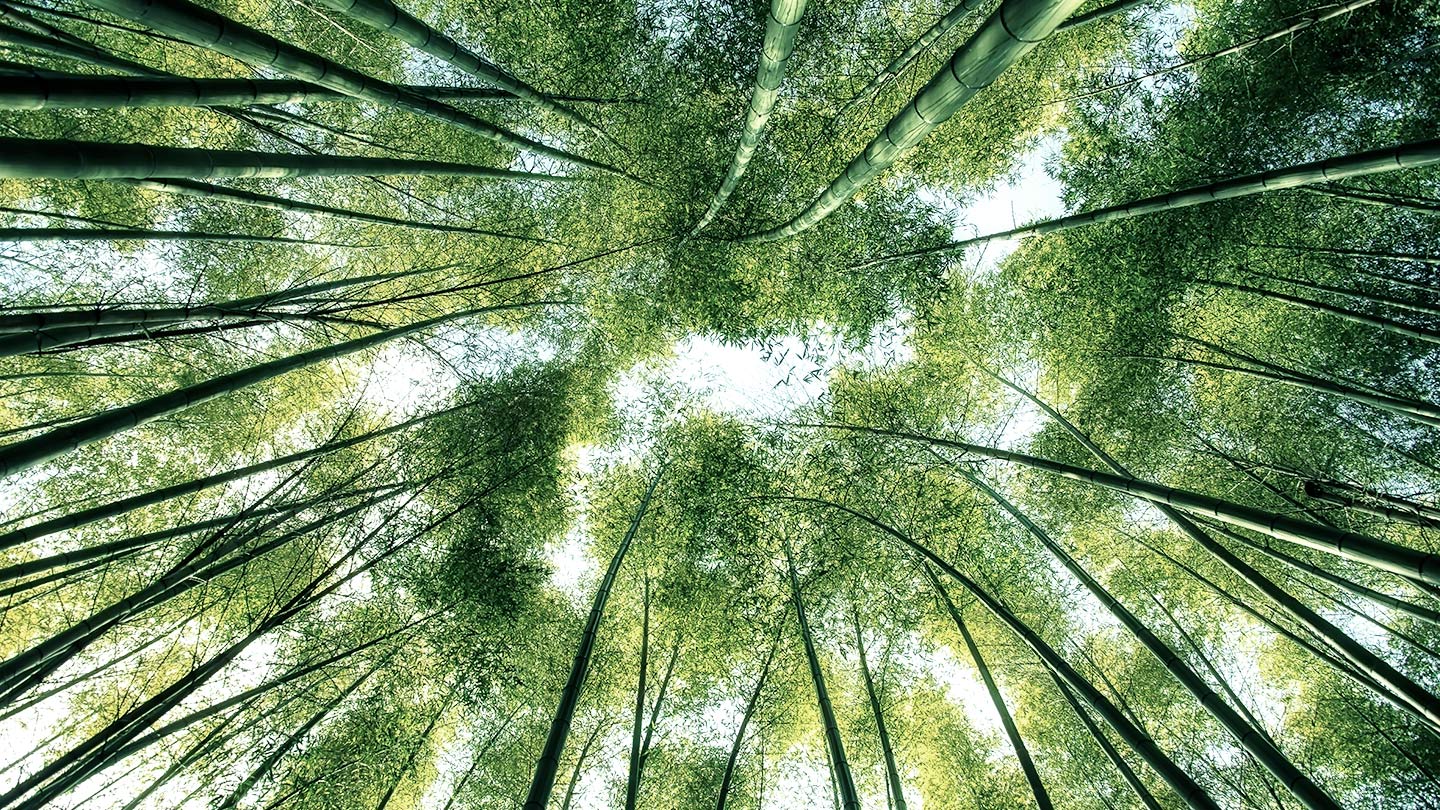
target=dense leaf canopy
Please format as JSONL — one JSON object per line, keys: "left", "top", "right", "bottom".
{"left": 1, "top": 0, "right": 1439, "bottom": 807}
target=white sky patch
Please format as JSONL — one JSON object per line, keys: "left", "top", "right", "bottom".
{"left": 916, "top": 137, "right": 1068, "bottom": 278}
{"left": 632, "top": 313, "right": 915, "bottom": 421}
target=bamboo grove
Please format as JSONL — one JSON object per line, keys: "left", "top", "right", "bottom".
{"left": 0, "top": 0, "right": 1437, "bottom": 806}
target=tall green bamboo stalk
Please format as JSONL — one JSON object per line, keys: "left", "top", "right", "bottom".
{"left": 717, "top": 626, "right": 780, "bottom": 810}
{"left": 739, "top": 0, "right": 1085, "bottom": 242}
{"left": 82, "top": 0, "right": 621, "bottom": 174}
{"left": 129, "top": 178, "right": 542, "bottom": 240}
{"left": 821, "top": 423, "right": 1440, "bottom": 589}
{"left": 626, "top": 578, "right": 651, "bottom": 810}
{"left": 851, "top": 605, "right": 908, "bottom": 810}
{"left": 0, "top": 301, "right": 560, "bottom": 478}
{"left": 0, "top": 227, "right": 346, "bottom": 244}
{"left": 784, "top": 538, "right": 860, "bottom": 810}
{"left": 312, "top": 0, "right": 609, "bottom": 140}
{"left": 522, "top": 466, "right": 664, "bottom": 810}
{"left": 923, "top": 564, "right": 1051, "bottom": 810}
{"left": 0, "top": 136, "right": 573, "bottom": 181}
{"left": 689, "top": 0, "right": 807, "bottom": 236}
{"left": 857, "top": 138, "right": 1440, "bottom": 268}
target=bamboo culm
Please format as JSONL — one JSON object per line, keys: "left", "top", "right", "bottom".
{"left": 522, "top": 466, "right": 664, "bottom": 810}
{"left": 0, "top": 301, "right": 561, "bottom": 478}
{"left": 851, "top": 606, "right": 909, "bottom": 810}
{"left": 689, "top": 0, "right": 807, "bottom": 235}
{"left": 819, "top": 423, "right": 1440, "bottom": 588}
{"left": 857, "top": 138, "right": 1440, "bottom": 268}
{"left": 739, "top": 0, "right": 1086, "bottom": 242}
{"left": 828, "top": 0, "right": 987, "bottom": 127}
{"left": 717, "top": 627, "right": 781, "bottom": 810}
{"left": 0, "top": 136, "right": 572, "bottom": 181}
{"left": 130, "top": 178, "right": 544, "bottom": 241}
{"left": 784, "top": 538, "right": 861, "bottom": 810}
{"left": 84, "top": 0, "right": 622, "bottom": 175}
{"left": 925, "top": 564, "right": 1052, "bottom": 810}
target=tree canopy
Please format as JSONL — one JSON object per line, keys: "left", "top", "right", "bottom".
{"left": 2, "top": 0, "right": 1439, "bottom": 807}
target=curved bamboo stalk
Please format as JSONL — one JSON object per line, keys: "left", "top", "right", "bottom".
{"left": 1306, "top": 480, "right": 1440, "bottom": 528}
{"left": 522, "top": 465, "right": 664, "bottom": 810}
{"left": 1308, "top": 184, "right": 1440, "bottom": 216}
{"left": 738, "top": 0, "right": 1085, "bottom": 242}
{"left": 949, "top": 467, "right": 1338, "bottom": 810}
{"left": 0, "top": 74, "right": 338, "bottom": 108}
{"left": 216, "top": 653, "right": 393, "bottom": 809}
{"left": 0, "top": 136, "right": 570, "bottom": 181}
{"left": 637, "top": 635, "right": 679, "bottom": 777}
{"left": 828, "top": 0, "right": 986, "bottom": 129}
{"left": 1222, "top": 528, "right": 1440, "bottom": 629}
{"left": 1201, "top": 277, "right": 1440, "bottom": 347}
{"left": 0, "top": 66, "right": 609, "bottom": 102}
{"left": 128, "top": 178, "right": 544, "bottom": 241}
{"left": 0, "top": 300, "right": 562, "bottom": 478}
{"left": 781, "top": 496, "right": 1218, "bottom": 810}
{"left": 0, "top": 402, "right": 465, "bottom": 552}
{"left": 1248, "top": 242, "right": 1440, "bottom": 269}
{"left": 1046, "top": 671, "right": 1165, "bottom": 810}
{"left": 783, "top": 537, "right": 860, "bottom": 810}
{"left": 0, "top": 227, "right": 345, "bottom": 244}
{"left": 717, "top": 626, "right": 781, "bottom": 810}
{"left": 856, "top": 138, "right": 1440, "bottom": 268}
{"left": 850, "top": 606, "right": 909, "bottom": 810}
{"left": 689, "top": 0, "right": 807, "bottom": 236}
{"left": 819, "top": 423, "right": 1440, "bottom": 589}
{"left": 1148, "top": 353, "right": 1440, "bottom": 430}
{"left": 1244, "top": 268, "right": 1440, "bottom": 318}
{"left": 626, "top": 578, "right": 651, "bottom": 810}
{"left": 0, "top": 263, "right": 451, "bottom": 334}
{"left": 559, "top": 719, "right": 607, "bottom": 810}
{"left": 924, "top": 564, "right": 1051, "bottom": 810}
{"left": 83, "top": 0, "right": 621, "bottom": 175}
{"left": 1054, "top": 0, "right": 1151, "bottom": 29}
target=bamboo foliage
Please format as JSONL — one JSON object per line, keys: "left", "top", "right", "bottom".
{"left": 1065, "top": 0, "right": 1380, "bottom": 102}
{"left": 827, "top": 0, "right": 986, "bottom": 129}
{"left": 311, "top": 0, "right": 610, "bottom": 140}
{"left": 0, "top": 0, "right": 1436, "bottom": 805}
